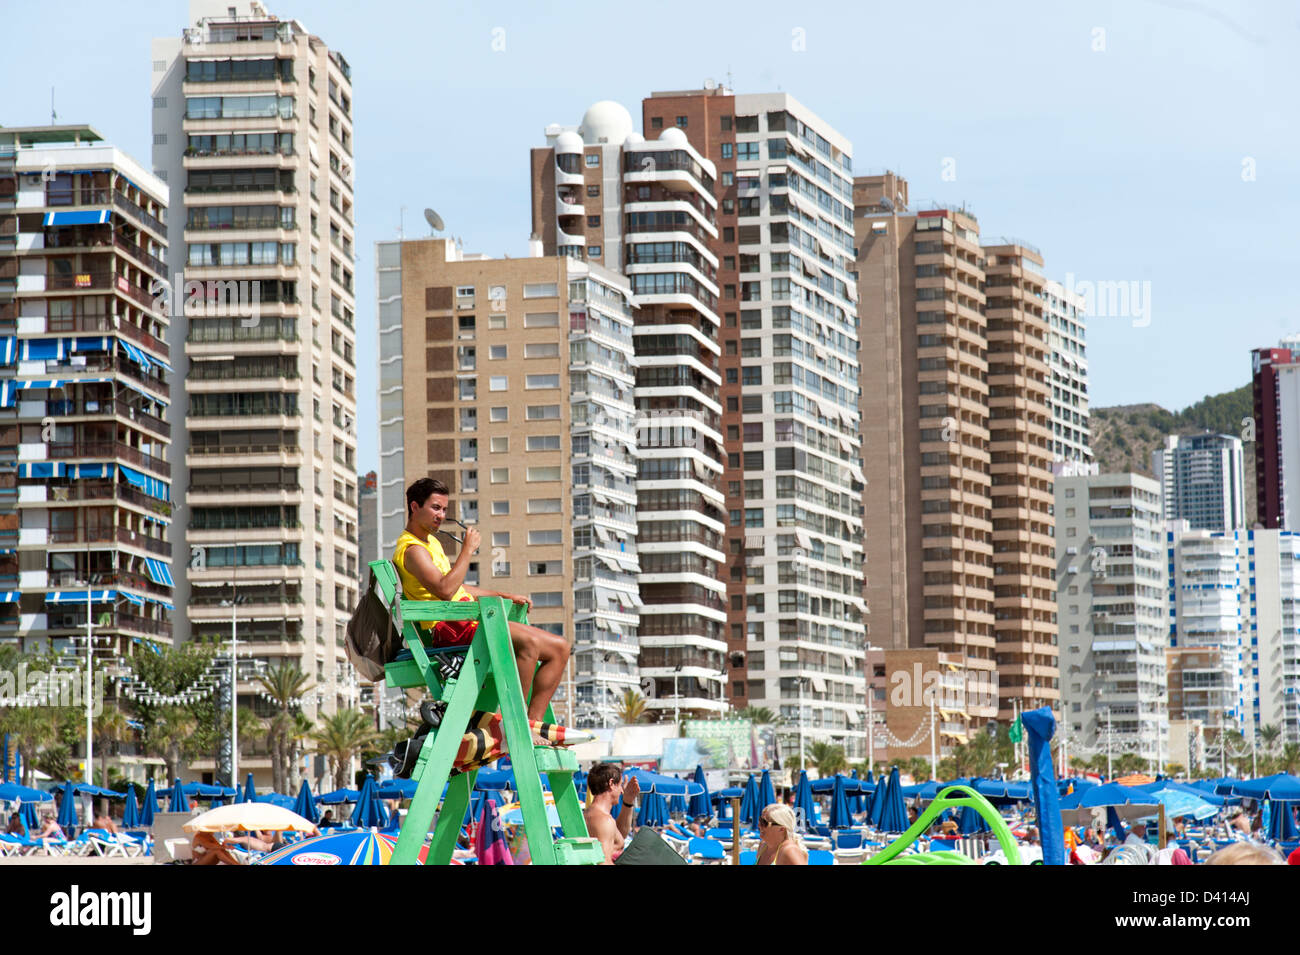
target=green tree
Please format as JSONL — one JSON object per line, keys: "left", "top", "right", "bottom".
{"left": 255, "top": 661, "right": 314, "bottom": 794}
{"left": 311, "top": 709, "right": 377, "bottom": 790}
{"left": 1277, "top": 743, "right": 1300, "bottom": 775}
{"left": 1164, "top": 762, "right": 1186, "bottom": 778}
{"left": 615, "top": 689, "right": 647, "bottom": 725}
{"left": 93, "top": 705, "right": 133, "bottom": 790}
{"left": 1114, "top": 753, "right": 1149, "bottom": 776}
{"left": 738, "top": 706, "right": 781, "bottom": 725}
{"left": 808, "top": 741, "right": 847, "bottom": 776}
{"left": 133, "top": 641, "right": 221, "bottom": 778}
{"left": 1258, "top": 724, "right": 1281, "bottom": 753}
{"left": 904, "top": 756, "right": 931, "bottom": 782}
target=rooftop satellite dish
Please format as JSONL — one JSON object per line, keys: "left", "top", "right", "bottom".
{"left": 879, "top": 196, "right": 894, "bottom": 211}
{"left": 424, "top": 208, "right": 444, "bottom": 234}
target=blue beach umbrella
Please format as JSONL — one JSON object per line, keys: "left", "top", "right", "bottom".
{"left": 375, "top": 778, "right": 417, "bottom": 800}
{"left": 849, "top": 769, "right": 867, "bottom": 814}
{"left": 1022, "top": 706, "right": 1065, "bottom": 866}
{"left": 141, "top": 779, "right": 158, "bottom": 826}
{"left": 1143, "top": 787, "right": 1219, "bottom": 822}
{"left": 878, "top": 767, "right": 909, "bottom": 833}
{"left": 255, "top": 792, "right": 295, "bottom": 809}
{"left": 292, "top": 781, "right": 318, "bottom": 824}
{"left": 472, "top": 767, "right": 513, "bottom": 791}
{"left": 57, "top": 780, "right": 78, "bottom": 830}
{"left": 689, "top": 765, "right": 711, "bottom": 818}
{"left": 1268, "top": 801, "right": 1298, "bottom": 842}
{"left": 738, "top": 774, "right": 760, "bottom": 827}
{"left": 828, "top": 773, "right": 853, "bottom": 829}
{"left": 620, "top": 768, "right": 704, "bottom": 797}
{"left": 350, "top": 775, "right": 389, "bottom": 829}
{"left": 0, "top": 782, "right": 51, "bottom": 803}
{"left": 1234, "top": 773, "right": 1300, "bottom": 801}
{"left": 668, "top": 793, "right": 688, "bottom": 815}
{"left": 958, "top": 802, "right": 991, "bottom": 834}
{"left": 316, "top": 787, "right": 361, "bottom": 805}
{"left": 867, "top": 773, "right": 887, "bottom": 828}
{"left": 167, "top": 778, "right": 186, "bottom": 812}
{"left": 243, "top": 772, "right": 257, "bottom": 803}
{"left": 793, "top": 771, "right": 815, "bottom": 828}
{"left": 637, "top": 791, "right": 669, "bottom": 828}
{"left": 122, "top": 787, "right": 140, "bottom": 829}
{"left": 21, "top": 800, "right": 40, "bottom": 829}
{"left": 758, "top": 769, "right": 776, "bottom": 810}
{"left": 256, "top": 829, "right": 410, "bottom": 865}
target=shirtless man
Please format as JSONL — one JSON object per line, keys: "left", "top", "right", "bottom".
{"left": 583, "top": 763, "right": 640, "bottom": 864}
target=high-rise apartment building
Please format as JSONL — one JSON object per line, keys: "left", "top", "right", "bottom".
{"left": 1251, "top": 339, "right": 1300, "bottom": 530}
{"left": 152, "top": 2, "right": 360, "bottom": 777}
{"left": 1166, "top": 524, "right": 1300, "bottom": 743}
{"left": 1043, "top": 278, "right": 1091, "bottom": 466}
{"left": 1056, "top": 472, "right": 1168, "bottom": 769}
{"left": 531, "top": 100, "right": 732, "bottom": 724}
{"left": 1153, "top": 433, "right": 1246, "bottom": 534}
{"left": 1, "top": 125, "right": 174, "bottom": 654}
{"left": 855, "top": 171, "right": 1057, "bottom": 741}
{"left": 375, "top": 237, "right": 643, "bottom": 727}
{"left": 357, "top": 469, "right": 377, "bottom": 569}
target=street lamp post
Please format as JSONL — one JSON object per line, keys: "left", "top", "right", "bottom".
{"left": 85, "top": 577, "right": 93, "bottom": 786}
{"left": 231, "top": 564, "right": 238, "bottom": 788}
{"left": 798, "top": 675, "right": 805, "bottom": 773}
{"left": 929, "top": 689, "right": 937, "bottom": 782}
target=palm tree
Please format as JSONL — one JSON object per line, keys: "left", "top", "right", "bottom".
{"left": 904, "top": 756, "right": 931, "bottom": 782}
{"left": 738, "top": 706, "right": 781, "bottom": 725}
{"left": 287, "top": 711, "right": 315, "bottom": 792}
{"left": 1278, "top": 743, "right": 1300, "bottom": 775}
{"left": 94, "top": 705, "right": 133, "bottom": 789}
{"left": 1259, "top": 724, "right": 1281, "bottom": 753}
{"left": 808, "top": 741, "right": 847, "bottom": 776}
{"left": 615, "top": 689, "right": 647, "bottom": 725}
{"left": 1114, "top": 753, "right": 1149, "bottom": 776}
{"left": 144, "top": 706, "right": 197, "bottom": 782}
{"left": 256, "top": 662, "right": 313, "bottom": 793}
{"left": 311, "top": 709, "right": 377, "bottom": 790}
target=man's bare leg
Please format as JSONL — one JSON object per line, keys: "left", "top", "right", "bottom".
{"left": 508, "top": 621, "right": 571, "bottom": 722}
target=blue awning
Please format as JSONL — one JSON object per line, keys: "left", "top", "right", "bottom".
{"left": 143, "top": 594, "right": 175, "bottom": 612}
{"left": 72, "top": 336, "right": 111, "bottom": 353}
{"left": 46, "top": 590, "right": 117, "bottom": 604}
{"left": 120, "top": 465, "right": 172, "bottom": 502}
{"left": 1, "top": 336, "right": 13, "bottom": 364}
{"left": 0, "top": 591, "right": 18, "bottom": 603}
{"left": 2, "top": 378, "right": 114, "bottom": 410}
{"left": 18, "top": 339, "right": 66, "bottom": 361}
{"left": 120, "top": 591, "right": 145, "bottom": 608}
{"left": 114, "top": 376, "right": 169, "bottom": 407}
{"left": 65, "top": 462, "right": 114, "bottom": 479}
{"left": 43, "top": 209, "right": 111, "bottom": 226}
{"left": 118, "top": 340, "right": 152, "bottom": 374}
{"left": 17, "top": 462, "right": 65, "bottom": 479}
{"left": 145, "top": 558, "right": 174, "bottom": 587}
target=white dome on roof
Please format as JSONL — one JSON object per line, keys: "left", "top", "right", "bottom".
{"left": 624, "top": 131, "right": 645, "bottom": 146}
{"left": 554, "top": 130, "right": 583, "bottom": 153}
{"left": 658, "top": 127, "right": 689, "bottom": 147}
{"left": 579, "top": 101, "right": 634, "bottom": 145}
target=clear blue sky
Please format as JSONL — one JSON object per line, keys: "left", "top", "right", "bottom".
{"left": 4, "top": 0, "right": 1297, "bottom": 473}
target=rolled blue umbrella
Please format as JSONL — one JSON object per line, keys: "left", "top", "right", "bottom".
{"left": 20, "top": 800, "right": 39, "bottom": 829}
{"left": 867, "top": 773, "right": 887, "bottom": 828}
{"left": 1268, "top": 801, "right": 1298, "bottom": 842}
{"left": 292, "top": 780, "right": 319, "bottom": 824}
{"left": 828, "top": 773, "right": 853, "bottom": 829}
{"left": 122, "top": 787, "right": 140, "bottom": 829}
{"left": 668, "top": 793, "right": 688, "bottom": 815}
{"left": 141, "top": 779, "right": 158, "bottom": 826}
{"left": 849, "top": 769, "right": 866, "bottom": 814}
{"left": 230, "top": 783, "right": 243, "bottom": 805}
{"left": 57, "top": 780, "right": 78, "bottom": 830}
{"left": 878, "top": 767, "right": 909, "bottom": 833}
{"left": 243, "top": 772, "right": 257, "bottom": 803}
{"left": 958, "top": 802, "right": 991, "bottom": 834}
{"left": 1022, "top": 706, "right": 1065, "bottom": 866}
{"left": 637, "top": 791, "right": 668, "bottom": 828}
{"left": 738, "top": 774, "right": 760, "bottom": 827}
{"left": 167, "top": 778, "right": 187, "bottom": 812}
{"left": 688, "top": 765, "right": 711, "bottom": 818}
{"left": 350, "top": 775, "right": 389, "bottom": 829}
{"left": 793, "top": 771, "right": 815, "bottom": 828}
{"left": 758, "top": 769, "right": 776, "bottom": 810}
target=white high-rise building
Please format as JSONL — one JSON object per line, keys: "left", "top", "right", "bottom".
{"left": 152, "top": 1, "right": 360, "bottom": 783}
{"left": 1043, "top": 279, "right": 1090, "bottom": 466}
{"left": 1153, "top": 433, "right": 1246, "bottom": 534}
{"left": 1056, "top": 472, "right": 1169, "bottom": 769}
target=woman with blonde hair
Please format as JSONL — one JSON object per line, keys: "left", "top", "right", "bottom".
{"left": 1204, "top": 842, "right": 1285, "bottom": 865}
{"left": 757, "top": 803, "right": 808, "bottom": 865}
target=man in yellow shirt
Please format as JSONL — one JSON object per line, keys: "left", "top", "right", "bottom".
{"left": 394, "top": 478, "right": 572, "bottom": 729}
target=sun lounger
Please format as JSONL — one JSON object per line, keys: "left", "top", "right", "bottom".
{"left": 0, "top": 833, "right": 40, "bottom": 856}
{"left": 807, "top": 848, "right": 835, "bottom": 865}
{"left": 686, "top": 837, "right": 727, "bottom": 864}
{"left": 738, "top": 849, "right": 757, "bottom": 866}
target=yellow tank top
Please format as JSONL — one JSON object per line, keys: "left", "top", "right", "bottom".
{"left": 393, "top": 530, "right": 472, "bottom": 604}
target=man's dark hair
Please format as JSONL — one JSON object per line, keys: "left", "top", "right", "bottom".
{"left": 406, "top": 477, "right": 449, "bottom": 518}
{"left": 588, "top": 762, "right": 623, "bottom": 796}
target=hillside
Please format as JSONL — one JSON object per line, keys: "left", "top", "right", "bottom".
{"left": 1088, "top": 384, "right": 1256, "bottom": 520}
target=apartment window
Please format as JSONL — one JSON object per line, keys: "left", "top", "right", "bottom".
{"left": 489, "top": 406, "right": 508, "bottom": 422}
{"left": 532, "top": 592, "right": 563, "bottom": 607}
{"left": 490, "top": 467, "right": 510, "bottom": 483}
{"left": 651, "top": 116, "right": 663, "bottom": 130}
{"left": 523, "top": 284, "right": 558, "bottom": 299}
{"left": 489, "top": 376, "right": 508, "bottom": 391}
{"left": 529, "top": 561, "right": 562, "bottom": 575}
{"left": 730, "top": 509, "right": 742, "bottom": 526}
{"left": 586, "top": 185, "right": 600, "bottom": 197}
{"left": 523, "top": 342, "right": 559, "bottom": 358}
{"left": 491, "top": 500, "right": 510, "bottom": 516}
{"left": 524, "top": 312, "right": 559, "bottom": 327}
{"left": 587, "top": 215, "right": 600, "bottom": 227}
{"left": 489, "top": 315, "right": 506, "bottom": 329}
{"left": 742, "top": 366, "right": 763, "bottom": 386}
{"left": 492, "top": 561, "right": 512, "bottom": 577}
{"left": 490, "top": 436, "right": 509, "bottom": 453}
{"left": 526, "top": 434, "right": 561, "bottom": 451}
{"left": 745, "top": 509, "right": 764, "bottom": 528}
{"left": 584, "top": 154, "right": 599, "bottom": 167}
{"left": 744, "top": 451, "right": 763, "bottom": 470}
{"left": 526, "top": 374, "right": 559, "bottom": 389}
{"left": 675, "top": 116, "right": 688, "bottom": 128}
{"left": 588, "top": 246, "right": 601, "bottom": 258}
{"left": 721, "top": 143, "right": 733, "bottom": 160}
{"left": 529, "top": 529, "right": 562, "bottom": 545}
{"left": 526, "top": 405, "right": 561, "bottom": 420}
{"left": 721, "top": 116, "right": 732, "bottom": 131}
{"left": 458, "top": 379, "right": 476, "bottom": 401}
{"left": 528, "top": 498, "right": 562, "bottom": 514}
{"left": 527, "top": 466, "right": 561, "bottom": 482}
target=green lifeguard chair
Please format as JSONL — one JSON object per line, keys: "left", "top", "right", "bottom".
{"left": 369, "top": 559, "right": 603, "bottom": 865}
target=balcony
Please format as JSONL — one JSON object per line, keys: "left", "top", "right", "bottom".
{"left": 48, "top": 441, "right": 169, "bottom": 477}
{"left": 111, "top": 192, "right": 165, "bottom": 237}
{"left": 44, "top": 397, "right": 170, "bottom": 439}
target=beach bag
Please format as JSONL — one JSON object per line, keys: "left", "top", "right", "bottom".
{"left": 345, "top": 569, "right": 402, "bottom": 681}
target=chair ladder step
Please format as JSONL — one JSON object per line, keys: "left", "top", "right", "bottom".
{"left": 553, "top": 837, "right": 604, "bottom": 866}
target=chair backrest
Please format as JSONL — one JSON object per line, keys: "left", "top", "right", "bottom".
{"left": 835, "top": 830, "right": 863, "bottom": 849}
{"left": 807, "top": 848, "right": 835, "bottom": 865}
{"left": 739, "top": 849, "right": 757, "bottom": 865}
{"left": 687, "top": 837, "right": 725, "bottom": 859}
{"left": 706, "top": 827, "right": 734, "bottom": 841}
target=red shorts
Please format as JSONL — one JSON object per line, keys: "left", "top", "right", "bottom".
{"left": 429, "top": 596, "right": 477, "bottom": 648}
